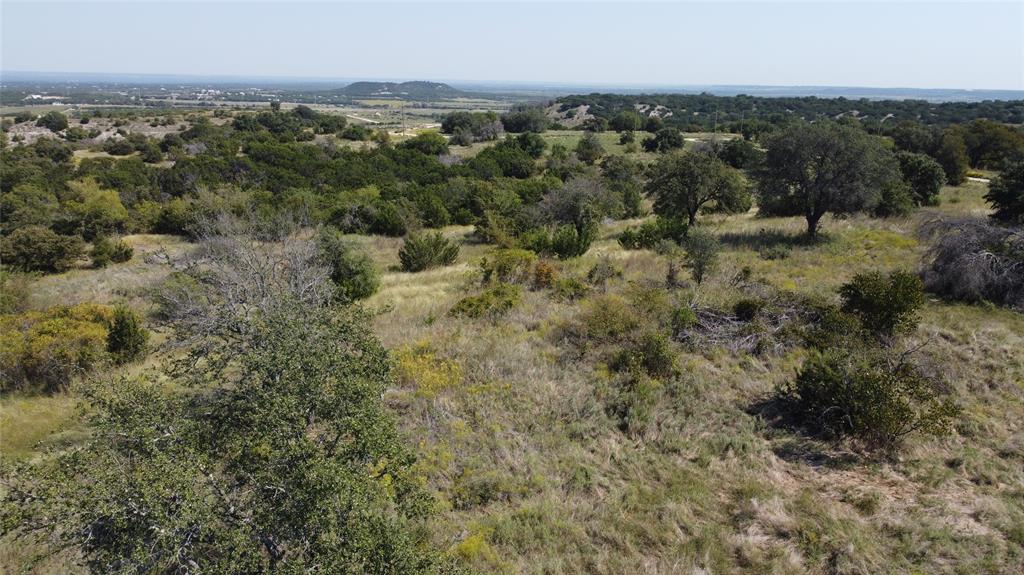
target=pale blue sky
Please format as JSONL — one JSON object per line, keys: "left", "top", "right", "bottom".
{"left": 1, "top": 1, "right": 1022, "bottom": 89}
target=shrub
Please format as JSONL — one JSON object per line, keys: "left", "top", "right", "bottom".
{"left": 683, "top": 228, "right": 721, "bottom": 284}
{"left": 0, "top": 304, "right": 113, "bottom": 392}
{"left": 575, "top": 295, "right": 640, "bottom": 344}
{"left": 399, "top": 231, "right": 459, "bottom": 272}
{"left": 0, "top": 226, "right": 84, "bottom": 273}
{"left": 551, "top": 277, "right": 589, "bottom": 301}
{"left": 671, "top": 305, "right": 698, "bottom": 333}
{"left": 919, "top": 218, "right": 1023, "bottom": 310}
{"left": 618, "top": 217, "right": 688, "bottom": 250}
{"left": 0, "top": 271, "right": 32, "bottom": 314}
{"left": 984, "top": 160, "right": 1024, "bottom": 225}
{"left": 449, "top": 284, "right": 522, "bottom": 319}
{"left": 733, "top": 298, "right": 765, "bottom": 322}
{"left": 90, "top": 237, "right": 134, "bottom": 268}
{"left": 317, "top": 229, "right": 379, "bottom": 300}
{"left": 780, "top": 348, "right": 959, "bottom": 450}
{"left": 36, "top": 111, "right": 68, "bottom": 132}
{"left": 550, "top": 223, "right": 597, "bottom": 259}
{"left": 480, "top": 248, "right": 537, "bottom": 285}
{"left": 839, "top": 270, "right": 924, "bottom": 338}
{"left": 532, "top": 260, "right": 558, "bottom": 289}
{"left": 610, "top": 331, "right": 676, "bottom": 378}
{"left": 106, "top": 305, "right": 149, "bottom": 364}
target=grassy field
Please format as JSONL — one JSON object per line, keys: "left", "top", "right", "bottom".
{"left": 3, "top": 181, "right": 1023, "bottom": 574}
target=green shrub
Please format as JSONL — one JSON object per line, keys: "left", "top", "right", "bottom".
{"left": 449, "top": 284, "right": 522, "bottom": 319}
{"left": 839, "top": 270, "right": 924, "bottom": 338}
{"left": 398, "top": 231, "right": 459, "bottom": 272}
{"left": 90, "top": 237, "right": 134, "bottom": 268}
{"left": 551, "top": 277, "right": 589, "bottom": 301}
{"left": 106, "top": 305, "right": 149, "bottom": 364}
{"left": 733, "top": 298, "right": 764, "bottom": 322}
{"left": 781, "top": 348, "right": 959, "bottom": 450}
{"left": 802, "top": 306, "right": 865, "bottom": 350}
{"left": 671, "top": 305, "right": 698, "bottom": 333}
{"left": 610, "top": 331, "right": 676, "bottom": 378}
{"left": 481, "top": 248, "right": 537, "bottom": 285}
{"left": 550, "top": 223, "right": 597, "bottom": 259}
{"left": 683, "top": 228, "right": 721, "bottom": 284}
{"left": 317, "top": 229, "right": 379, "bottom": 300}
{"left": 575, "top": 295, "right": 640, "bottom": 344}
{"left": 618, "top": 216, "right": 688, "bottom": 250}
{"left": 0, "top": 304, "right": 113, "bottom": 392}
{"left": 0, "top": 225, "right": 84, "bottom": 273}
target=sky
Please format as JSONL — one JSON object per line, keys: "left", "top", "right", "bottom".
{"left": 1, "top": 0, "right": 1022, "bottom": 90}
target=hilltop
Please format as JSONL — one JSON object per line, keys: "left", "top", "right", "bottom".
{"left": 335, "top": 80, "right": 469, "bottom": 100}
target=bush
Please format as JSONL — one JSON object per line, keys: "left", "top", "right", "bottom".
{"left": 985, "top": 160, "right": 1024, "bottom": 225}
{"left": 106, "top": 305, "right": 149, "bottom": 364}
{"left": 551, "top": 277, "right": 589, "bottom": 301}
{"left": 532, "top": 260, "right": 558, "bottom": 289}
{"left": 90, "top": 237, "right": 134, "bottom": 268}
{"left": 919, "top": 218, "right": 1024, "bottom": 310}
{"left": 550, "top": 223, "right": 597, "bottom": 259}
{"left": 574, "top": 295, "right": 640, "bottom": 344}
{"left": 733, "top": 298, "right": 764, "bottom": 322}
{"left": 449, "top": 284, "right": 522, "bottom": 319}
{"left": 839, "top": 270, "right": 924, "bottom": 338}
{"left": 683, "top": 228, "right": 720, "bottom": 284}
{"left": 480, "top": 248, "right": 537, "bottom": 285}
{"left": 1, "top": 226, "right": 84, "bottom": 273}
{"left": 0, "top": 304, "right": 113, "bottom": 392}
{"left": 317, "top": 229, "right": 379, "bottom": 300}
{"left": 610, "top": 331, "right": 676, "bottom": 378}
{"left": 618, "top": 217, "right": 688, "bottom": 250}
{"left": 781, "top": 348, "right": 958, "bottom": 449}
{"left": 398, "top": 231, "right": 459, "bottom": 272}
{"left": 759, "top": 244, "right": 791, "bottom": 260}
{"left": 36, "top": 111, "right": 68, "bottom": 132}
{"left": 671, "top": 305, "right": 698, "bottom": 333}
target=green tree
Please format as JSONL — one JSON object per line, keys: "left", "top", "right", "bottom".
{"left": 896, "top": 151, "right": 945, "bottom": 206}
{"left": 934, "top": 128, "right": 969, "bottom": 185}
{"left": 0, "top": 225, "right": 84, "bottom": 273}
{"left": 985, "top": 160, "right": 1024, "bottom": 224}
{"left": 643, "top": 128, "right": 684, "bottom": 153}
{"left": 399, "top": 131, "right": 449, "bottom": 156}
{"left": 756, "top": 121, "right": 903, "bottom": 237}
{"left": 575, "top": 131, "right": 605, "bottom": 165}
{"left": 2, "top": 216, "right": 441, "bottom": 573}
{"left": 647, "top": 152, "right": 749, "bottom": 226}
{"left": 317, "top": 228, "right": 380, "bottom": 300}
{"left": 683, "top": 227, "right": 720, "bottom": 284}
{"left": 35, "top": 111, "right": 68, "bottom": 132}
{"left": 106, "top": 305, "right": 149, "bottom": 363}
{"left": 0, "top": 183, "right": 59, "bottom": 233}
{"left": 65, "top": 178, "right": 130, "bottom": 240}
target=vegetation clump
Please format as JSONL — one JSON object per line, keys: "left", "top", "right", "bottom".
{"left": 317, "top": 228, "right": 379, "bottom": 300}
{"left": 106, "top": 305, "right": 149, "bottom": 363}
{"left": 839, "top": 270, "right": 925, "bottom": 338}
{"left": 480, "top": 248, "right": 537, "bottom": 285}
{"left": 89, "top": 236, "right": 133, "bottom": 268}
{"left": 449, "top": 283, "right": 522, "bottom": 319}
{"left": 683, "top": 227, "right": 721, "bottom": 284}
{"left": 780, "top": 348, "right": 958, "bottom": 450}
{"left": 1, "top": 225, "right": 84, "bottom": 272}
{"left": 399, "top": 231, "right": 460, "bottom": 272}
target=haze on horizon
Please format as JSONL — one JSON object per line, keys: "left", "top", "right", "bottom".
{"left": 1, "top": 0, "right": 1022, "bottom": 91}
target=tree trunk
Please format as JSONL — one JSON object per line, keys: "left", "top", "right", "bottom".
{"left": 806, "top": 214, "right": 821, "bottom": 238}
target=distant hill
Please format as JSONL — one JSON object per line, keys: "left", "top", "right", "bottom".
{"left": 336, "top": 81, "right": 468, "bottom": 100}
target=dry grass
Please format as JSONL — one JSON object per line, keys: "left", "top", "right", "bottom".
{"left": 4, "top": 180, "right": 1023, "bottom": 574}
